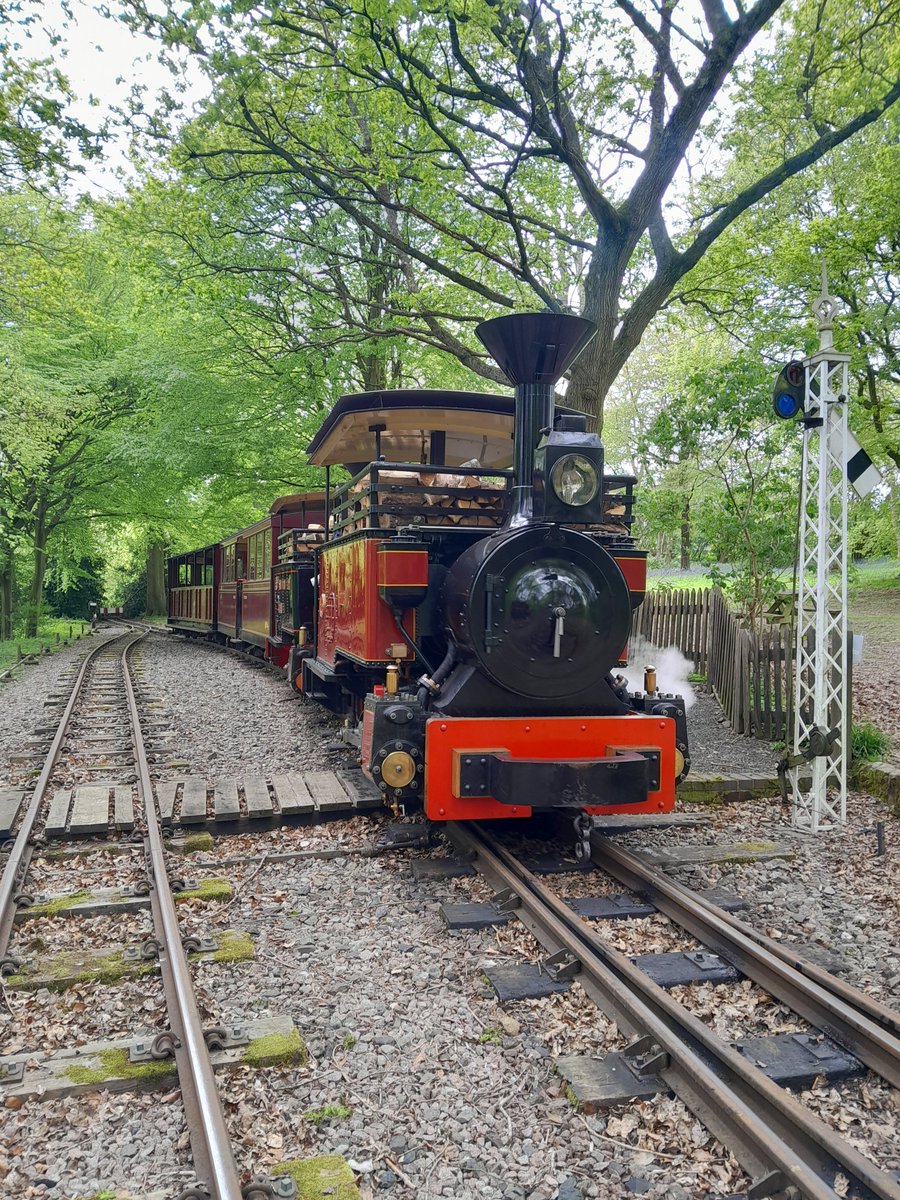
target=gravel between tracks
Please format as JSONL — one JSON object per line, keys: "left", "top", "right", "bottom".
{"left": 132, "top": 633, "right": 341, "bottom": 780}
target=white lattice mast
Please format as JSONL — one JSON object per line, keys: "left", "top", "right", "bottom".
{"left": 790, "top": 263, "right": 850, "bottom": 831}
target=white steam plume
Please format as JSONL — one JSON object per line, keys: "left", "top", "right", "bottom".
{"left": 621, "top": 635, "right": 697, "bottom": 710}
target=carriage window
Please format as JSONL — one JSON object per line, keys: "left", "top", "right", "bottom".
{"left": 263, "top": 534, "right": 271, "bottom": 578}
{"left": 249, "top": 535, "right": 258, "bottom": 580}
{"left": 178, "top": 563, "right": 189, "bottom": 585}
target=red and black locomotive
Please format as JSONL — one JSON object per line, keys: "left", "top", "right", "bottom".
{"left": 167, "top": 313, "right": 690, "bottom": 834}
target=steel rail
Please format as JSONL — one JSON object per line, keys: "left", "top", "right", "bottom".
{"left": 450, "top": 822, "right": 900, "bottom": 1200}
{"left": 121, "top": 637, "right": 244, "bottom": 1200}
{"left": 589, "top": 833, "right": 900, "bottom": 1089}
{"left": 0, "top": 628, "right": 139, "bottom": 962}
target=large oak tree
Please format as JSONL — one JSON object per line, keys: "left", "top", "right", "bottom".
{"left": 126, "top": 0, "right": 900, "bottom": 422}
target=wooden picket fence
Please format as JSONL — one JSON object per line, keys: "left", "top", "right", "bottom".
{"left": 632, "top": 587, "right": 798, "bottom": 741}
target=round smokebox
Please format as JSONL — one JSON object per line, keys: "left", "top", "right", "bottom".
{"left": 444, "top": 525, "right": 631, "bottom": 700}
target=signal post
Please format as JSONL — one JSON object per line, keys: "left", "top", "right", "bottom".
{"left": 789, "top": 276, "right": 851, "bottom": 831}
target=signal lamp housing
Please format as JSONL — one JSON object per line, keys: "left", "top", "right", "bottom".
{"left": 772, "top": 360, "right": 806, "bottom": 420}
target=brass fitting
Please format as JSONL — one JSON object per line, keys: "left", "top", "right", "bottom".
{"left": 386, "top": 663, "right": 399, "bottom": 696}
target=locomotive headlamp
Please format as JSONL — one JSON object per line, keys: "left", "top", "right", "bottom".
{"left": 550, "top": 454, "right": 600, "bottom": 507}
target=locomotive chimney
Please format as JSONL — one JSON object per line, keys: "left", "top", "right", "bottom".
{"left": 476, "top": 311, "right": 596, "bottom": 525}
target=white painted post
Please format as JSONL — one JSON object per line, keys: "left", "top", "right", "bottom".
{"left": 790, "top": 264, "right": 850, "bottom": 831}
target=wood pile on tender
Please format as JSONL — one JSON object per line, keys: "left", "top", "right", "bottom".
{"left": 335, "top": 468, "right": 508, "bottom": 532}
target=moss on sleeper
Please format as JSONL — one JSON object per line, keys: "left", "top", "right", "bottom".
{"left": 242, "top": 1028, "right": 308, "bottom": 1068}
{"left": 64, "top": 1047, "right": 173, "bottom": 1086}
{"left": 272, "top": 1155, "right": 360, "bottom": 1199}
{"left": 166, "top": 831, "right": 214, "bottom": 854}
{"left": 4, "top": 949, "right": 157, "bottom": 991}
{"left": 42, "top": 845, "right": 132, "bottom": 862}
{"left": 174, "top": 877, "right": 232, "bottom": 903}
{"left": 211, "top": 930, "right": 255, "bottom": 963}
{"left": 25, "top": 889, "right": 92, "bottom": 917}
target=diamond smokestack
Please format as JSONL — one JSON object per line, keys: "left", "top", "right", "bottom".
{"left": 476, "top": 312, "right": 597, "bottom": 524}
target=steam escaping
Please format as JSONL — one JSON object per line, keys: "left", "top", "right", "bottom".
{"left": 621, "top": 635, "right": 697, "bottom": 711}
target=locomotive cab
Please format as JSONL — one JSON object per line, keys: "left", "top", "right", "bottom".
{"left": 300, "top": 314, "right": 690, "bottom": 833}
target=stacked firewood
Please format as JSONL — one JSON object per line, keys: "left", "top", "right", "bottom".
{"left": 335, "top": 469, "right": 506, "bottom": 530}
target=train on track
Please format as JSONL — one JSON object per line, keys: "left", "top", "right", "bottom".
{"left": 166, "top": 313, "right": 690, "bottom": 843}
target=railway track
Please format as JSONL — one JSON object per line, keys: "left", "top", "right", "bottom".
{"left": 0, "top": 625, "right": 296, "bottom": 1199}
{"left": 446, "top": 821, "right": 900, "bottom": 1200}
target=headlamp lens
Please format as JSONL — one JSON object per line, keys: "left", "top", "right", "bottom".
{"left": 550, "top": 454, "right": 600, "bottom": 507}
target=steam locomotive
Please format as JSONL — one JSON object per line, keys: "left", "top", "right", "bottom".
{"left": 167, "top": 313, "right": 690, "bottom": 843}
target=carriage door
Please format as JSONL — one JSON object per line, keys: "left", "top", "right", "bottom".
{"left": 235, "top": 539, "right": 247, "bottom": 639}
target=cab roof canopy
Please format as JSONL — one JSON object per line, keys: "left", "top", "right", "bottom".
{"left": 307, "top": 389, "right": 575, "bottom": 472}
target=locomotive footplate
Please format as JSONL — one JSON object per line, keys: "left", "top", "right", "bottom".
{"left": 455, "top": 749, "right": 660, "bottom": 808}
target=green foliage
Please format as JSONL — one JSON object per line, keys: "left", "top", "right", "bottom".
{"left": 851, "top": 722, "right": 891, "bottom": 762}
{"left": 44, "top": 559, "right": 103, "bottom": 619}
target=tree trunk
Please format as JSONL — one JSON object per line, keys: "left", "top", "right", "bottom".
{"left": 564, "top": 248, "right": 630, "bottom": 429}
{"left": 0, "top": 538, "right": 14, "bottom": 641}
{"left": 25, "top": 503, "right": 48, "bottom": 638}
{"left": 146, "top": 541, "right": 167, "bottom": 616}
{"left": 680, "top": 497, "right": 691, "bottom": 570}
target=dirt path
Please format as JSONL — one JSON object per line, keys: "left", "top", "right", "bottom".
{"left": 850, "top": 585, "right": 900, "bottom": 765}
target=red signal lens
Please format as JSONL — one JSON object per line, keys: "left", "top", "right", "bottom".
{"left": 785, "top": 361, "right": 805, "bottom": 388}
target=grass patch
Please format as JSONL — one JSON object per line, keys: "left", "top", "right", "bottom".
{"left": 64, "top": 1047, "right": 173, "bottom": 1086}
{"left": 0, "top": 618, "right": 90, "bottom": 673}
{"left": 212, "top": 930, "right": 255, "bottom": 963}
{"left": 850, "top": 563, "right": 900, "bottom": 592}
{"left": 342, "top": 1032, "right": 357, "bottom": 1050}
{"left": 174, "top": 877, "right": 232, "bottom": 904}
{"left": 851, "top": 722, "right": 891, "bottom": 762}
{"left": 272, "top": 1156, "right": 359, "bottom": 1199}
{"left": 242, "top": 1027, "right": 308, "bottom": 1068}
{"left": 304, "top": 1103, "right": 352, "bottom": 1124}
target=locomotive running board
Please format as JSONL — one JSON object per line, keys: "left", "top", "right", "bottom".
{"left": 454, "top": 749, "right": 659, "bottom": 808}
